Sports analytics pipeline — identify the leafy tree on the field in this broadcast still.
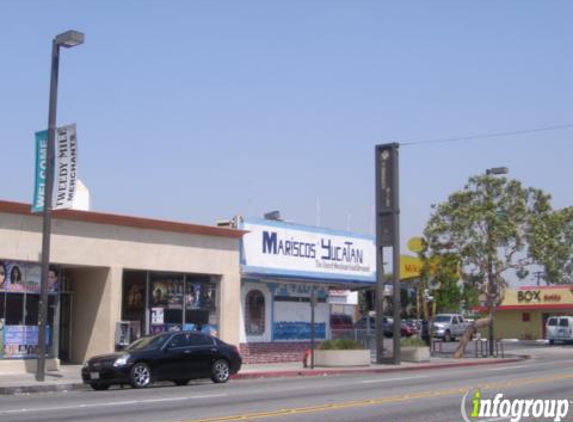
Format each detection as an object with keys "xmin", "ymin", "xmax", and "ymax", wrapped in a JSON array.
[
  {"xmin": 424, "ymin": 174, "xmax": 567, "ymax": 357},
  {"xmin": 529, "ymin": 206, "xmax": 573, "ymax": 284}
]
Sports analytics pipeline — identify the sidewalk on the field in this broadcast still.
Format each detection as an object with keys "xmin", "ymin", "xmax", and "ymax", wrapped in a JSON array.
[{"xmin": 0, "ymin": 355, "xmax": 527, "ymax": 396}]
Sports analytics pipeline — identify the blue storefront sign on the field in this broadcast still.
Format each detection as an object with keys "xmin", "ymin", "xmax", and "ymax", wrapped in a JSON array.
[{"xmin": 238, "ymin": 218, "xmax": 376, "ymax": 284}]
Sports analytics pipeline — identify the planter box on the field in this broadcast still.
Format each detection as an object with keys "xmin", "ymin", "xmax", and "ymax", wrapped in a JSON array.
[
  {"xmin": 401, "ymin": 346, "xmax": 430, "ymax": 362},
  {"xmin": 313, "ymin": 349, "xmax": 370, "ymax": 367}
]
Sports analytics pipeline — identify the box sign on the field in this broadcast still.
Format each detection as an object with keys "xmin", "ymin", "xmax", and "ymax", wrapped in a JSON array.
[
  {"xmin": 239, "ymin": 219, "xmax": 376, "ymax": 284},
  {"xmin": 500, "ymin": 286, "xmax": 573, "ymax": 309}
]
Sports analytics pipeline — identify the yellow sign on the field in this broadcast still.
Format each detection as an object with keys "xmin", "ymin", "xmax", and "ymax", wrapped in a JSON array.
[
  {"xmin": 407, "ymin": 237, "xmax": 424, "ymax": 253},
  {"xmin": 400, "ymin": 255, "xmax": 422, "ymax": 280},
  {"xmin": 501, "ymin": 286, "xmax": 573, "ymax": 307}
]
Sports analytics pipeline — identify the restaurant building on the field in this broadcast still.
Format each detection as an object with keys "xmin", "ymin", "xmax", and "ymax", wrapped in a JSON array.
[
  {"xmin": 226, "ymin": 216, "xmax": 376, "ymax": 364},
  {"xmin": 493, "ymin": 285, "xmax": 573, "ymax": 340},
  {"xmin": 0, "ymin": 200, "xmax": 244, "ymax": 373}
]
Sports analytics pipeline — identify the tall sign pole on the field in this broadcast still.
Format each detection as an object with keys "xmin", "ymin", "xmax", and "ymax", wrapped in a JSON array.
[{"xmin": 375, "ymin": 143, "xmax": 401, "ymax": 364}]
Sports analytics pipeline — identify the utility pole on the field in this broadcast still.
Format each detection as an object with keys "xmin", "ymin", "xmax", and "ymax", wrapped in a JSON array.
[{"xmin": 375, "ymin": 143, "xmax": 401, "ymax": 364}]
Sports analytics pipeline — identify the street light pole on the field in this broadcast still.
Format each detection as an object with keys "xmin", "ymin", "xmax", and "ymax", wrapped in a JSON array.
[
  {"xmin": 36, "ymin": 30, "xmax": 84, "ymax": 382},
  {"xmin": 484, "ymin": 166, "xmax": 508, "ymax": 358}
]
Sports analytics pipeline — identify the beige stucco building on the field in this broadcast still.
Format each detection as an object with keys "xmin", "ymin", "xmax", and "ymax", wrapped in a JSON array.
[{"xmin": 0, "ymin": 200, "xmax": 244, "ymax": 373}]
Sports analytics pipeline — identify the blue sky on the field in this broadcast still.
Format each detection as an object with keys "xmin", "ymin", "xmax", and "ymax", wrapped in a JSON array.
[{"xmin": 1, "ymin": 1, "xmax": 572, "ymax": 259}]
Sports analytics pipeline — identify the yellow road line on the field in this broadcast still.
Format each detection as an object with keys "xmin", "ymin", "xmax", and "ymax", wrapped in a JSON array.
[{"xmin": 176, "ymin": 373, "xmax": 573, "ymax": 422}]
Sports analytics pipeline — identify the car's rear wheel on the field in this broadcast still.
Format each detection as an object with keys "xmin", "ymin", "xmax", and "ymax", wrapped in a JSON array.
[
  {"xmin": 173, "ymin": 379, "xmax": 190, "ymax": 386},
  {"xmin": 211, "ymin": 359, "xmax": 230, "ymax": 383},
  {"xmin": 130, "ymin": 362, "xmax": 151, "ymax": 388},
  {"xmin": 90, "ymin": 383, "xmax": 110, "ymax": 391}
]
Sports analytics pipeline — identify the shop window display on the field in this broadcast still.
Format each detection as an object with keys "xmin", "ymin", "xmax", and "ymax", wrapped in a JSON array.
[
  {"xmin": 0, "ymin": 259, "xmax": 58, "ymax": 359},
  {"xmin": 122, "ymin": 271, "xmax": 219, "ymax": 338}
]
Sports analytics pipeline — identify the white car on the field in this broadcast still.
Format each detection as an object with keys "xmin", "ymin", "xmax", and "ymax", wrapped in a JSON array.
[
  {"xmin": 433, "ymin": 314, "xmax": 470, "ymax": 342},
  {"xmin": 546, "ymin": 316, "xmax": 573, "ymax": 344}
]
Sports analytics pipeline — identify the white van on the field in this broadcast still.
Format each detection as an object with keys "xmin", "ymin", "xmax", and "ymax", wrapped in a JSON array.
[{"xmin": 546, "ymin": 316, "xmax": 573, "ymax": 344}]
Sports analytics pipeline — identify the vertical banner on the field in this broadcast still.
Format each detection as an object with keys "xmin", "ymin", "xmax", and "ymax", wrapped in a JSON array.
[
  {"xmin": 31, "ymin": 130, "xmax": 48, "ymax": 213},
  {"xmin": 53, "ymin": 124, "xmax": 78, "ymax": 210}
]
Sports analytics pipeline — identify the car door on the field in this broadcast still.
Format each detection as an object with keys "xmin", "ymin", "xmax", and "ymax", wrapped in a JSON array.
[
  {"xmin": 457, "ymin": 316, "xmax": 466, "ymax": 336},
  {"xmin": 450, "ymin": 316, "xmax": 458, "ymax": 336},
  {"xmin": 187, "ymin": 333, "xmax": 217, "ymax": 377},
  {"xmin": 157, "ymin": 333, "xmax": 193, "ymax": 380},
  {"xmin": 557, "ymin": 318, "xmax": 569, "ymax": 340}
]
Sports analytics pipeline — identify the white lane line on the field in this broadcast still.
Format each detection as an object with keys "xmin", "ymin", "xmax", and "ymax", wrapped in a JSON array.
[
  {"xmin": 361, "ymin": 375, "xmax": 430, "ymax": 384},
  {"xmin": 0, "ymin": 394, "xmax": 227, "ymax": 415}
]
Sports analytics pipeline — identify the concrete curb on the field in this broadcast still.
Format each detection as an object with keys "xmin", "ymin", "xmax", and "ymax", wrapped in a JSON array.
[
  {"xmin": 0, "ymin": 383, "xmax": 88, "ymax": 395},
  {"xmin": 231, "ymin": 356, "xmax": 528, "ymax": 380},
  {"xmin": 0, "ymin": 356, "xmax": 528, "ymax": 395}
]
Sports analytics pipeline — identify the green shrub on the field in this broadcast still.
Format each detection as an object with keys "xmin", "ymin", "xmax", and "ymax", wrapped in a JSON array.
[
  {"xmin": 319, "ymin": 339, "xmax": 361, "ymax": 350},
  {"xmin": 400, "ymin": 337, "xmax": 427, "ymax": 347}
]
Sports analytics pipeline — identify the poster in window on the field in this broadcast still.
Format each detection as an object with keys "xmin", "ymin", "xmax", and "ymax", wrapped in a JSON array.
[
  {"xmin": 5, "ymin": 261, "xmax": 24, "ymax": 292},
  {"xmin": 1, "ymin": 261, "xmax": 58, "ymax": 294},
  {"xmin": 151, "ymin": 279, "xmax": 182, "ymax": 308},
  {"xmin": 151, "ymin": 308, "xmax": 164, "ymax": 325},
  {"xmin": 199, "ymin": 284, "xmax": 216, "ymax": 311},
  {"xmin": 186, "ymin": 283, "xmax": 201, "ymax": 309},
  {"xmin": 3, "ymin": 325, "xmax": 50, "ymax": 358},
  {"xmin": 126, "ymin": 279, "xmax": 145, "ymax": 310}
]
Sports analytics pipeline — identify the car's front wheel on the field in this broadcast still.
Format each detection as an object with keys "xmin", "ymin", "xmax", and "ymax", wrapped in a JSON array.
[
  {"xmin": 211, "ymin": 359, "xmax": 230, "ymax": 383},
  {"xmin": 90, "ymin": 383, "xmax": 110, "ymax": 391},
  {"xmin": 444, "ymin": 330, "xmax": 452, "ymax": 342},
  {"xmin": 130, "ymin": 362, "xmax": 152, "ymax": 388}
]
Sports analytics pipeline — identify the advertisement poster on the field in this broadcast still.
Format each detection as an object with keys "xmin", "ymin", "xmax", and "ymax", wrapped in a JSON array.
[
  {"xmin": 151, "ymin": 308, "xmax": 164, "ymax": 325},
  {"xmin": 0, "ymin": 261, "xmax": 58, "ymax": 293},
  {"xmin": 3, "ymin": 325, "xmax": 50, "ymax": 358},
  {"xmin": 185, "ymin": 282, "xmax": 217, "ymax": 311},
  {"xmin": 151, "ymin": 279, "xmax": 183, "ymax": 308}
]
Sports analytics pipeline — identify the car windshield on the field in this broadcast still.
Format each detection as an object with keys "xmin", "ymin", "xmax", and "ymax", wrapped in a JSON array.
[
  {"xmin": 435, "ymin": 316, "xmax": 451, "ymax": 323},
  {"xmin": 125, "ymin": 333, "xmax": 170, "ymax": 351}
]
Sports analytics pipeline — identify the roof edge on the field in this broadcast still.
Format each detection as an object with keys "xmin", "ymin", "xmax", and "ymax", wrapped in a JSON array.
[{"xmin": 0, "ymin": 200, "xmax": 246, "ymax": 239}]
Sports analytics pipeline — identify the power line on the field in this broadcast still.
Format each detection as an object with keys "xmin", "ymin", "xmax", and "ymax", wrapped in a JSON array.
[{"xmin": 401, "ymin": 123, "xmax": 573, "ymax": 146}]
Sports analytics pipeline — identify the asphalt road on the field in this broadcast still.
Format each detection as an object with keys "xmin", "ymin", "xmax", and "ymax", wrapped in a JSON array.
[{"xmin": 1, "ymin": 345, "xmax": 572, "ymax": 422}]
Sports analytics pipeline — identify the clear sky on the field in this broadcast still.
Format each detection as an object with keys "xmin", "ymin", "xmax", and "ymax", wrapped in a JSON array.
[{"xmin": 1, "ymin": 1, "xmax": 572, "ymax": 259}]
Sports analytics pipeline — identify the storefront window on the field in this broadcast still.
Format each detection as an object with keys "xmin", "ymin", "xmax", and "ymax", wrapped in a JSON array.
[
  {"xmin": 150, "ymin": 272, "xmax": 184, "ymax": 333},
  {"xmin": 0, "ymin": 260, "xmax": 57, "ymax": 359},
  {"xmin": 184, "ymin": 275, "xmax": 217, "ymax": 333},
  {"xmin": 122, "ymin": 271, "xmax": 219, "ymax": 337},
  {"xmin": 122, "ymin": 270, "xmax": 146, "ymax": 343},
  {"xmin": 245, "ymin": 290, "xmax": 265, "ymax": 335}
]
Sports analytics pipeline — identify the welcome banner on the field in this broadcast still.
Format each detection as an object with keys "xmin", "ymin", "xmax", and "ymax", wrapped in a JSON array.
[
  {"xmin": 31, "ymin": 130, "xmax": 48, "ymax": 213},
  {"xmin": 31, "ymin": 124, "xmax": 78, "ymax": 212}
]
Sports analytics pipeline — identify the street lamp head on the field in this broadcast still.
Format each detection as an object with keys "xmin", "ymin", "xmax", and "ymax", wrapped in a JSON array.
[
  {"xmin": 485, "ymin": 167, "xmax": 509, "ymax": 176},
  {"xmin": 55, "ymin": 30, "xmax": 85, "ymax": 48}
]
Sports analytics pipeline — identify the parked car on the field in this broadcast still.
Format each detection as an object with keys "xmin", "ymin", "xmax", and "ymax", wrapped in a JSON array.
[
  {"xmin": 355, "ymin": 316, "xmax": 416, "ymax": 337},
  {"xmin": 433, "ymin": 314, "xmax": 470, "ymax": 342},
  {"xmin": 82, "ymin": 331, "xmax": 242, "ymax": 391},
  {"xmin": 546, "ymin": 316, "xmax": 573, "ymax": 344},
  {"xmin": 330, "ymin": 313, "xmax": 354, "ymax": 330}
]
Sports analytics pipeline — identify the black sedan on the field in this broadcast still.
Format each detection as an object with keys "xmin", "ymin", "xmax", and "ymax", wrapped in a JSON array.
[{"xmin": 82, "ymin": 331, "xmax": 242, "ymax": 390}]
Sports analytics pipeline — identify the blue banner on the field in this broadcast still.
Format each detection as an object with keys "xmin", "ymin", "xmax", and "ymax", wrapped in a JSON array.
[{"xmin": 31, "ymin": 130, "xmax": 48, "ymax": 213}]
